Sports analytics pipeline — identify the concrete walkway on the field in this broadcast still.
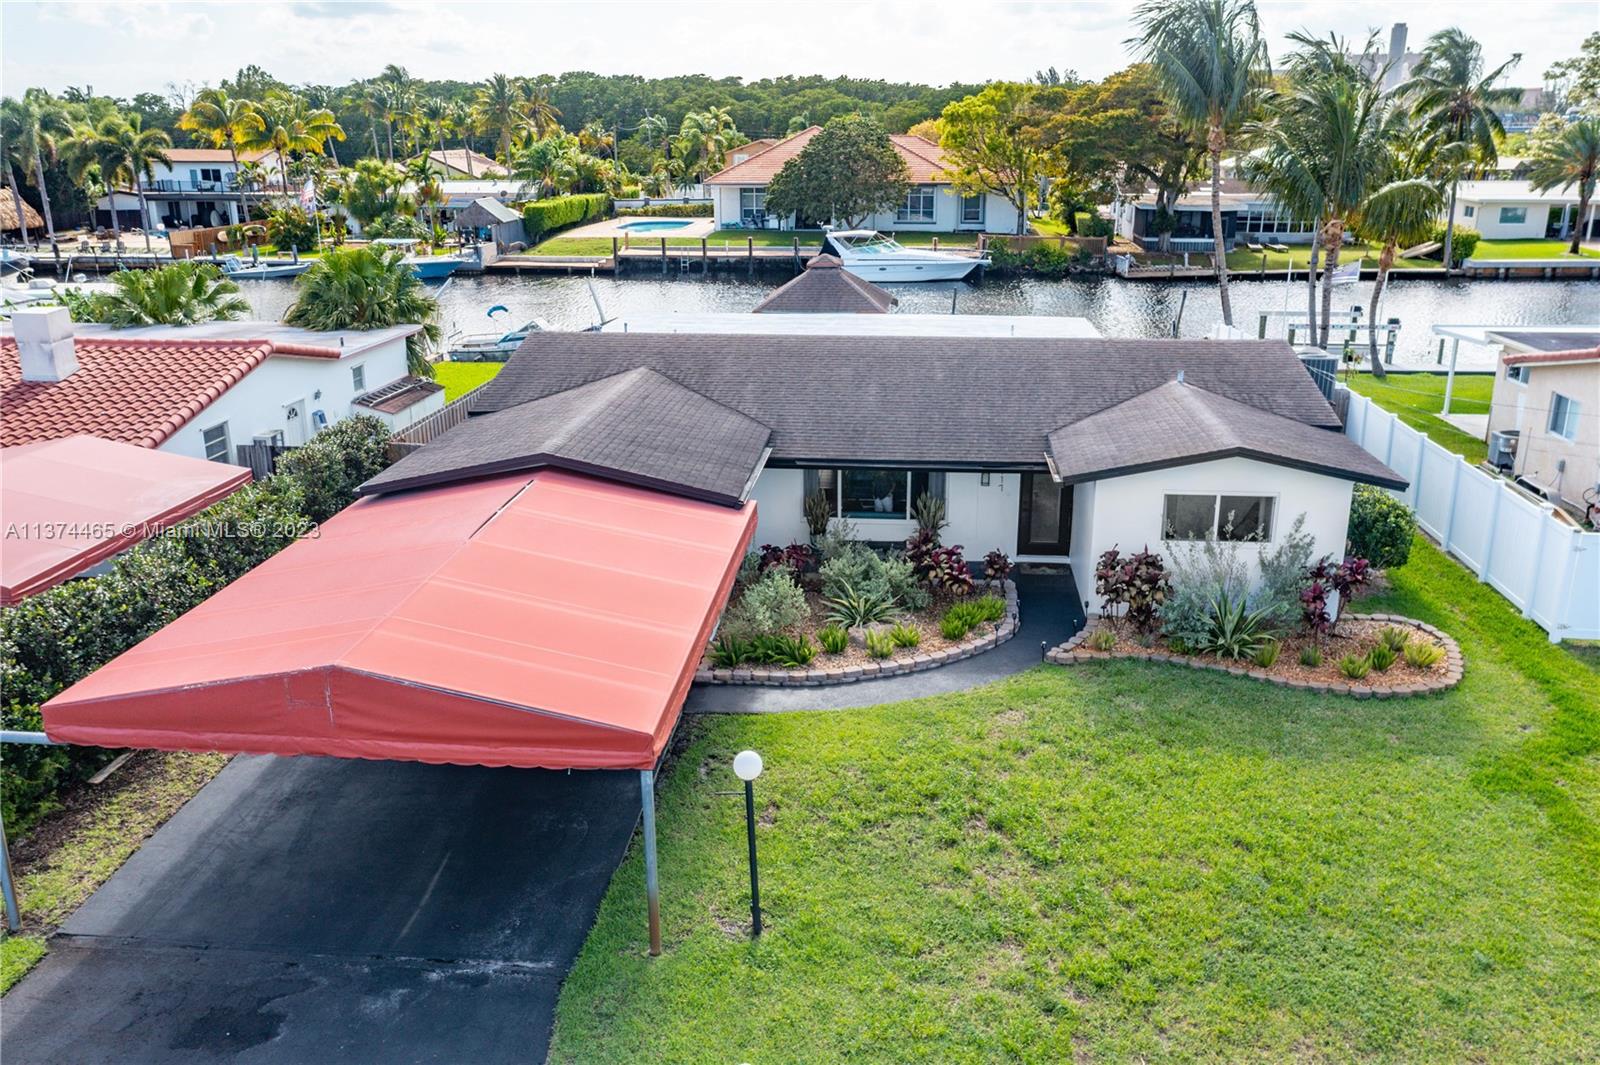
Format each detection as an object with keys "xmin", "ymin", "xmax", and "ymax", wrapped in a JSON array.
[{"xmin": 686, "ymin": 570, "xmax": 1085, "ymax": 714}]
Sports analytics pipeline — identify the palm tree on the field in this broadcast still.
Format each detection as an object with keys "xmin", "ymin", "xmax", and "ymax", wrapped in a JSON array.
[
  {"xmin": 93, "ymin": 114, "xmax": 173, "ymax": 252},
  {"xmin": 474, "ymin": 74, "xmax": 523, "ymax": 165},
  {"xmin": 1351, "ymin": 174, "xmax": 1442, "ymax": 375},
  {"xmin": 80, "ymin": 261, "xmax": 251, "ymax": 325},
  {"xmin": 179, "ymin": 87, "xmax": 263, "ymax": 226},
  {"xmin": 448, "ymin": 100, "xmax": 476, "ymax": 174},
  {"xmin": 243, "ymin": 94, "xmax": 344, "ymax": 195},
  {"xmin": 520, "ymin": 79, "xmax": 562, "ymax": 140},
  {"xmin": 403, "ymin": 155, "xmax": 444, "ymax": 232},
  {"xmin": 1132, "ymin": 0, "xmax": 1270, "ymax": 327},
  {"xmin": 1399, "ymin": 28, "xmax": 1522, "ymax": 271},
  {"xmin": 4, "ymin": 90, "xmax": 72, "ymax": 246},
  {"xmin": 1243, "ymin": 34, "xmax": 1398, "ymax": 349},
  {"xmin": 284, "ymin": 245, "xmax": 441, "ymax": 376},
  {"xmin": 0, "ymin": 98, "xmax": 36, "ymax": 245},
  {"xmin": 1525, "ymin": 117, "xmax": 1599, "ymax": 256},
  {"xmin": 419, "ymin": 96, "xmax": 451, "ymax": 160}
]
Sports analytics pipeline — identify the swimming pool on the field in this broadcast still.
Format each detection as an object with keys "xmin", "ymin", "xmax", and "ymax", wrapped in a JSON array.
[{"xmin": 618, "ymin": 219, "xmax": 694, "ymax": 232}]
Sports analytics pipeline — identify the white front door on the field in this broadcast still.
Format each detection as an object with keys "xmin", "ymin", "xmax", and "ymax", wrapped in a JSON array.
[{"xmin": 284, "ymin": 398, "xmax": 309, "ymax": 444}]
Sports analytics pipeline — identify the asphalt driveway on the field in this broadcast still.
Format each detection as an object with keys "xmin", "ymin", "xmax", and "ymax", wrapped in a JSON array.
[{"xmin": 2, "ymin": 755, "xmax": 642, "ymax": 1064}]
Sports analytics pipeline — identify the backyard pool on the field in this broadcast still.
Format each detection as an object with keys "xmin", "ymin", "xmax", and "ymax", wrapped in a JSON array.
[{"xmin": 618, "ymin": 219, "xmax": 694, "ymax": 232}]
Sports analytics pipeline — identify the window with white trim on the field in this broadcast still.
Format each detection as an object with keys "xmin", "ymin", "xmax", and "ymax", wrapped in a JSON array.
[
  {"xmin": 739, "ymin": 187, "xmax": 765, "ymax": 225},
  {"xmin": 1505, "ymin": 362, "xmax": 1529, "ymax": 383},
  {"xmin": 351, "ymin": 363, "xmax": 366, "ymax": 392},
  {"xmin": 1548, "ymin": 393, "xmax": 1581, "ymax": 439},
  {"xmin": 1163, "ymin": 493, "xmax": 1276, "ymax": 542},
  {"xmin": 201, "ymin": 422, "xmax": 231, "ymax": 463},
  {"xmin": 960, "ymin": 194, "xmax": 984, "ymax": 225},
  {"xmin": 897, "ymin": 185, "xmax": 936, "ymax": 223},
  {"xmin": 1463, "ymin": 205, "xmax": 1476, "ymax": 218}
]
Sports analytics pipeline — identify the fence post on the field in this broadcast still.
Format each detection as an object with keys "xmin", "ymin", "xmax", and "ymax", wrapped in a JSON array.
[
  {"xmin": 1544, "ymin": 527, "xmax": 1581, "ymax": 643},
  {"xmin": 1442, "ymin": 458, "xmax": 1464, "ymax": 552},
  {"xmin": 1522, "ymin": 508, "xmax": 1557, "ymax": 619},
  {"xmin": 1477, "ymin": 479, "xmax": 1504, "ymax": 582},
  {"xmin": 1410, "ymin": 433, "xmax": 1427, "ymax": 510}
]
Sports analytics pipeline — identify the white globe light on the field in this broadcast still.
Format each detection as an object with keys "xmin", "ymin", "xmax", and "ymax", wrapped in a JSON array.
[{"xmin": 732, "ymin": 749, "xmax": 764, "ymax": 781}]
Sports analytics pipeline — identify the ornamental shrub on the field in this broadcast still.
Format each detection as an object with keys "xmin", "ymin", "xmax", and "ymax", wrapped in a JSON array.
[
  {"xmin": 723, "ymin": 569, "xmax": 808, "ymax": 638},
  {"xmin": 616, "ymin": 203, "xmax": 712, "ymax": 217},
  {"xmin": 266, "ymin": 206, "xmax": 320, "ymax": 252},
  {"xmin": 521, "ymin": 193, "xmax": 611, "ymax": 243},
  {"xmin": 0, "ymin": 416, "xmax": 396, "ymax": 830},
  {"xmin": 1427, "ymin": 223, "xmax": 1480, "ymax": 266},
  {"xmin": 1347, "ymin": 485, "xmax": 1414, "ymax": 570},
  {"xmin": 818, "ymin": 624, "xmax": 849, "ymax": 654}
]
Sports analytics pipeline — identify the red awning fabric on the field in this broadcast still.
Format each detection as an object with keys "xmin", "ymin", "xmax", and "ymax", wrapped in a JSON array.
[
  {"xmin": 1, "ymin": 435, "xmax": 251, "ymax": 605},
  {"xmin": 44, "ymin": 469, "xmax": 756, "ymax": 770}
]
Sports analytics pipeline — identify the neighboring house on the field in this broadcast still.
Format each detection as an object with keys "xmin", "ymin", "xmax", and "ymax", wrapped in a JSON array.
[
  {"xmin": 750, "ymin": 254, "xmax": 897, "ymax": 314},
  {"xmin": 95, "ymin": 148, "xmax": 281, "ymax": 231},
  {"xmin": 704, "ymin": 126, "xmax": 1020, "ymax": 234},
  {"xmin": 729, "ymin": 138, "xmax": 778, "ymax": 165},
  {"xmin": 1114, "ymin": 177, "xmax": 1321, "ymax": 253},
  {"xmin": 416, "ymin": 149, "xmax": 506, "ymax": 179},
  {"xmin": 1450, "ymin": 181, "xmax": 1598, "ymax": 241},
  {"xmin": 453, "ymin": 197, "xmax": 527, "ymax": 248},
  {"xmin": 1, "ymin": 309, "xmax": 437, "ymax": 462},
  {"xmin": 1485, "ymin": 332, "xmax": 1600, "ymax": 519},
  {"xmin": 362, "ymin": 332, "xmax": 1403, "ymax": 613}
]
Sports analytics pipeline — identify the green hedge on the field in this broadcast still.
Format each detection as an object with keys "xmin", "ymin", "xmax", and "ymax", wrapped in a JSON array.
[
  {"xmin": 1428, "ymin": 223, "xmax": 1480, "ymax": 266},
  {"xmin": 616, "ymin": 203, "xmax": 713, "ymax": 218},
  {"xmin": 0, "ymin": 417, "xmax": 394, "ymax": 832},
  {"xmin": 521, "ymin": 193, "xmax": 612, "ymax": 244}
]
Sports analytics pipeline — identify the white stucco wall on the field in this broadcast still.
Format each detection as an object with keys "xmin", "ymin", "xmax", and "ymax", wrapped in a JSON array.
[
  {"xmin": 1455, "ymin": 199, "xmax": 1554, "ymax": 239},
  {"xmin": 154, "ymin": 338, "xmax": 412, "ymax": 462},
  {"xmin": 711, "ymin": 185, "xmax": 1018, "ymax": 234},
  {"xmin": 1078, "ymin": 457, "xmax": 1355, "ymax": 616}
]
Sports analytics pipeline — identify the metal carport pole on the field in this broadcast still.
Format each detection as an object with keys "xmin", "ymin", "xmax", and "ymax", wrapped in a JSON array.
[
  {"xmin": 0, "ymin": 730, "xmax": 60, "ymax": 931},
  {"xmin": 639, "ymin": 769, "xmax": 661, "ymax": 956}
]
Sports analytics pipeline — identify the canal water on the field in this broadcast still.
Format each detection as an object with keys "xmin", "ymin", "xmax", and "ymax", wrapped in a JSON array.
[{"xmin": 236, "ymin": 272, "xmax": 1598, "ymax": 370}]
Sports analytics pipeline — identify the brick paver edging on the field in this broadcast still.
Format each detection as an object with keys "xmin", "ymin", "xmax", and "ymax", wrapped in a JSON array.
[
  {"xmin": 1045, "ymin": 613, "xmax": 1463, "ymax": 698},
  {"xmin": 693, "ymin": 580, "xmax": 1019, "ymax": 687}
]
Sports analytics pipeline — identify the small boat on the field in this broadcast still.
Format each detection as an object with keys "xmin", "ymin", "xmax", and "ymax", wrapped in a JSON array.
[
  {"xmin": 0, "ymin": 248, "xmax": 32, "ymax": 278},
  {"xmin": 371, "ymin": 238, "xmax": 465, "ymax": 281},
  {"xmin": 218, "ymin": 254, "xmax": 311, "ymax": 280},
  {"xmin": 822, "ymin": 229, "xmax": 987, "ymax": 282},
  {"xmin": 446, "ymin": 305, "xmax": 551, "ymax": 361}
]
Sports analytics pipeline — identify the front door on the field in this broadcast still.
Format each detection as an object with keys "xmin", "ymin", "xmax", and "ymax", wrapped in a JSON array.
[{"xmin": 1017, "ymin": 473, "xmax": 1072, "ymax": 555}]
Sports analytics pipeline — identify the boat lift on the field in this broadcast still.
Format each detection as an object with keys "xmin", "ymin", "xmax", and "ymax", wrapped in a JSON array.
[{"xmin": 1256, "ymin": 307, "xmax": 1401, "ymax": 362}]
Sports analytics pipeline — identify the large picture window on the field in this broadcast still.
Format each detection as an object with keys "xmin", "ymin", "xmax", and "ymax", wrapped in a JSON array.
[
  {"xmin": 1163, "ymin": 493, "xmax": 1276, "ymax": 542},
  {"xmin": 897, "ymin": 185, "xmax": 936, "ymax": 223},
  {"xmin": 804, "ymin": 469, "xmax": 944, "ymax": 521},
  {"xmin": 739, "ymin": 187, "xmax": 766, "ymax": 225},
  {"xmin": 1498, "ymin": 206, "xmax": 1528, "ymax": 225}
]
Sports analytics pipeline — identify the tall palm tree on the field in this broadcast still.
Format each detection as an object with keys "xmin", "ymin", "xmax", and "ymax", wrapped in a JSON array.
[
  {"xmin": 1525, "ymin": 117, "xmax": 1599, "ymax": 256},
  {"xmin": 1132, "ymin": 0, "xmax": 1270, "ymax": 327},
  {"xmin": 403, "ymin": 155, "xmax": 443, "ymax": 232},
  {"xmin": 0, "ymin": 98, "xmax": 36, "ymax": 245},
  {"xmin": 1243, "ymin": 34, "xmax": 1398, "ymax": 349},
  {"xmin": 81, "ymin": 261, "xmax": 251, "ymax": 325},
  {"xmin": 179, "ymin": 87, "xmax": 264, "ymax": 226},
  {"xmin": 520, "ymin": 79, "xmax": 562, "ymax": 140},
  {"xmin": 474, "ymin": 74, "xmax": 523, "ymax": 165},
  {"xmin": 243, "ymin": 94, "xmax": 344, "ymax": 195},
  {"xmin": 1351, "ymin": 174, "xmax": 1442, "ymax": 375},
  {"xmin": 4, "ymin": 90, "xmax": 72, "ymax": 246},
  {"xmin": 1399, "ymin": 28, "xmax": 1522, "ymax": 271},
  {"xmin": 93, "ymin": 114, "xmax": 173, "ymax": 252},
  {"xmin": 419, "ymin": 96, "xmax": 451, "ymax": 161},
  {"xmin": 448, "ymin": 100, "xmax": 476, "ymax": 175},
  {"xmin": 284, "ymin": 245, "xmax": 440, "ymax": 376}
]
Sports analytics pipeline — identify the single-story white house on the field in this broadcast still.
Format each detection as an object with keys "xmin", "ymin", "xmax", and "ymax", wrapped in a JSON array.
[
  {"xmin": 1114, "ymin": 178, "xmax": 1323, "ymax": 253},
  {"xmin": 1450, "ymin": 181, "xmax": 1598, "ymax": 241},
  {"xmin": 1, "ymin": 311, "xmax": 439, "ymax": 462},
  {"xmin": 704, "ymin": 126, "xmax": 1021, "ymax": 235},
  {"xmin": 359, "ymin": 331, "xmax": 1404, "ymax": 615}
]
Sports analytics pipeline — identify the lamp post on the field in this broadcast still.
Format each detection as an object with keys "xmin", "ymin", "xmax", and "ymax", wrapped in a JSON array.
[{"xmin": 732, "ymin": 749, "xmax": 763, "ymax": 937}]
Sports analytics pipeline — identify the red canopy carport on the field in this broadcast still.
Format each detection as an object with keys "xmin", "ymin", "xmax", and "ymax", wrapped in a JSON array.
[
  {"xmin": 1, "ymin": 435, "xmax": 251, "ymax": 605},
  {"xmin": 38, "ymin": 468, "xmax": 756, "ymax": 953}
]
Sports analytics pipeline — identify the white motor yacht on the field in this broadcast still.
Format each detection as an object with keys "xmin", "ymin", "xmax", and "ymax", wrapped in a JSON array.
[{"xmin": 822, "ymin": 229, "xmax": 987, "ymax": 282}]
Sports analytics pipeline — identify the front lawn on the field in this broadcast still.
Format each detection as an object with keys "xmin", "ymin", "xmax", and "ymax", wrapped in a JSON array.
[
  {"xmin": 549, "ymin": 537, "xmax": 1599, "ymax": 1063},
  {"xmin": 1346, "ymin": 371, "xmax": 1494, "ymax": 464},
  {"xmin": 431, "ymin": 360, "xmax": 503, "ymax": 402}
]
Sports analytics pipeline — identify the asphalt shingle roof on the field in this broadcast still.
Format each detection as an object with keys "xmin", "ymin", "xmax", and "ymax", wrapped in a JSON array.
[
  {"xmin": 361, "ymin": 367, "xmax": 772, "ymax": 504},
  {"xmin": 470, "ymin": 333, "xmax": 1348, "ymax": 469},
  {"xmin": 1046, "ymin": 380, "xmax": 1407, "ymax": 489},
  {"xmin": 751, "ymin": 255, "xmax": 896, "ymax": 314}
]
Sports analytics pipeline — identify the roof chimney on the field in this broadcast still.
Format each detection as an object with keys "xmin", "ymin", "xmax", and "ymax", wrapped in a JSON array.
[{"xmin": 12, "ymin": 306, "xmax": 78, "ymax": 383}]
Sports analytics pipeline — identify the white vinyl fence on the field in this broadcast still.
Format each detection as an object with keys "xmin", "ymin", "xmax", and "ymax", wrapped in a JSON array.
[{"xmin": 1342, "ymin": 390, "xmax": 1599, "ymax": 643}]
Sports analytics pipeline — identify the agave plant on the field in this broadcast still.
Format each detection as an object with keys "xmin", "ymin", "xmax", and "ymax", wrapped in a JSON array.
[
  {"xmin": 1194, "ymin": 589, "xmax": 1273, "ymax": 660},
  {"xmin": 825, "ymin": 585, "xmax": 898, "ymax": 628}
]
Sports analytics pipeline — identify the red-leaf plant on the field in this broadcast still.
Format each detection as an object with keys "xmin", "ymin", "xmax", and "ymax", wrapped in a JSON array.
[
  {"xmin": 983, "ymin": 548, "xmax": 1013, "ymax": 590},
  {"xmin": 927, "ymin": 544, "xmax": 974, "ymax": 596},
  {"xmin": 1301, "ymin": 555, "xmax": 1370, "ymax": 639},
  {"xmin": 759, "ymin": 542, "xmax": 815, "ymax": 576}
]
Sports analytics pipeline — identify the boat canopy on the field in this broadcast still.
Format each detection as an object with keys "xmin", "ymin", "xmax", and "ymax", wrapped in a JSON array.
[{"xmin": 43, "ymin": 469, "xmax": 756, "ymax": 771}]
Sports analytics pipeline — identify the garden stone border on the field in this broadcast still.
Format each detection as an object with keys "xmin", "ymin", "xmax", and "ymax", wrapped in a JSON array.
[
  {"xmin": 693, "ymin": 580, "xmax": 1019, "ymax": 687},
  {"xmin": 1045, "ymin": 613, "xmax": 1464, "ymax": 698}
]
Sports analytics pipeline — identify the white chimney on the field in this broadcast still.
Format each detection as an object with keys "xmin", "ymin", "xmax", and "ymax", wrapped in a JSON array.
[
  {"xmin": 12, "ymin": 306, "xmax": 78, "ymax": 382},
  {"xmin": 1384, "ymin": 24, "xmax": 1409, "ymax": 90}
]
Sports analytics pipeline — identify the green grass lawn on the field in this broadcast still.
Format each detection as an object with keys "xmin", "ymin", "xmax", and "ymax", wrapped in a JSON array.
[
  {"xmin": 530, "ymin": 229, "xmax": 980, "ymax": 257},
  {"xmin": 1346, "ymin": 371, "xmax": 1495, "ymax": 465},
  {"xmin": 1470, "ymin": 238, "xmax": 1600, "ymax": 260},
  {"xmin": 431, "ymin": 360, "xmax": 504, "ymax": 402},
  {"xmin": 548, "ymin": 537, "xmax": 1600, "ymax": 1063},
  {"xmin": 1222, "ymin": 242, "xmax": 1438, "ymax": 273}
]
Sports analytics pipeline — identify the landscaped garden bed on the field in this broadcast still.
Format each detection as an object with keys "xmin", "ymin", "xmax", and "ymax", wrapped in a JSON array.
[{"xmin": 695, "ymin": 498, "xmax": 1019, "ymax": 686}]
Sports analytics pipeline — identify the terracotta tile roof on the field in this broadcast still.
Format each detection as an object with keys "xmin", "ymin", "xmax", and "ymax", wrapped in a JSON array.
[
  {"xmin": 1502, "ymin": 346, "xmax": 1600, "ymax": 367},
  {"xmin": 162, "ymin": 148, "xmax": 270, "ymax": 164},
  {"xmin": 425, "ymin": 149, "xmax": 506, "ymax": 176},
  {"xmin": 707, "ymin": 127, "xmax": 951, "ymax": 185},
  {"xmin": 3, "ymin": 337, "xmax": 280, "ymax": 449}
]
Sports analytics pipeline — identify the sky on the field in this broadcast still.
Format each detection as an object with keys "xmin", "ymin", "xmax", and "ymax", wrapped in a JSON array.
[{"xmin": 0, "ymin": 0, "xmax": 1586, "ymax": 101}]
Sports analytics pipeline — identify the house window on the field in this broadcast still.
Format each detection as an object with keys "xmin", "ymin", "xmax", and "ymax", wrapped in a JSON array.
[
  {"xmin": 1548, "ymin": 393, "xmax": 1581, "ymax": 440},
  {"xmin": 805, "ymin": 469, "xmax": 944, "ymax": 521},
  {"xmin": 960, "ymin": 194, "xmax": 984, "ymax": 225},
  {"xmin": 1463, "ymin": 205, "xmax": 1476, "ymax": 218},
  {"xmin": 1163, "ymin": 493, "xmax": 1276, "ymax": 542},
  {"xmin": 351, "ymin": 363, "xmax": 366, "ymax": 392},
  {"xmin": 1499, "ymin": 206, "xmax": 1528, "ymax": 225},
  {"xmin": 739, "ymin": 187, "xmax": 765, "ymax": 225},
  {"xmin": 201, "ymin": 422, "xmax": 231, "ymax": 463},
  {"xmin": 897, "ymin": 185, "xmax": 936, "ymax": 223},
  {"xmin": 1505, "ymin": 363, "xmax": 1529, "ymax": 384}
]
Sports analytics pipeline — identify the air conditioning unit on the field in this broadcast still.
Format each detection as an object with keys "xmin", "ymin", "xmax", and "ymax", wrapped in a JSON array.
[{"xmin": 1487, "ymin": 429, "xmax": 1519, "ymax": 471}]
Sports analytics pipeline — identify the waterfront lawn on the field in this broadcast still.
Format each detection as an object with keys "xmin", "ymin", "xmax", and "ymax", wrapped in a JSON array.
[
  {"xmin": 1346, "ymin": 371, "xmax": 1495, "ymax": 464},
  {"xmin": 432, "ymin": 360, "xmax": 503, "ymax": 401},
  {"xmin": 548, "ymin": 537, "xmax": 1599, "ymax": 1063},
  {"xmin": 530, "ymin": 229, "xmax": 979, "ymax": 257},
  {"xmin": 1222, "ymin": 242, "xmax": 1436, "ymax": 273},
  {"xmin": 1470, "ymin": 238, "xmax": 1600, "ymax": 260}
]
